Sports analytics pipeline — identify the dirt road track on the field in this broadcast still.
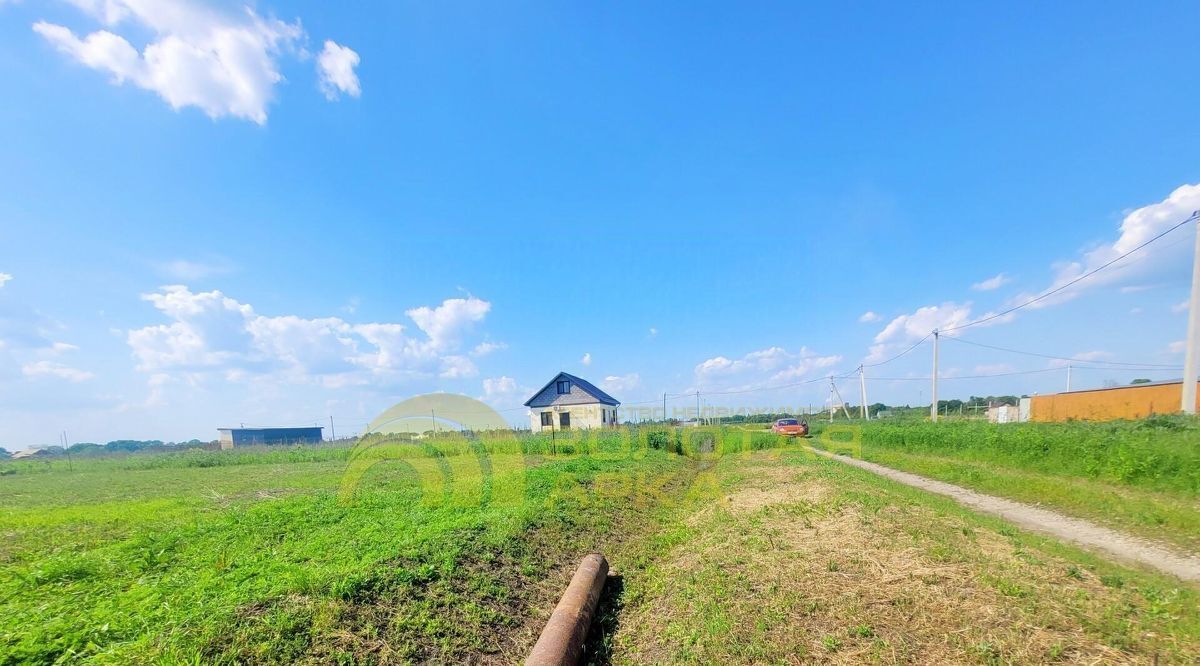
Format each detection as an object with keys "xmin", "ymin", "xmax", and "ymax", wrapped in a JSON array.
[{"xmin": 806, "ymin": 447, "xmax": 1200, "ymax": 583}]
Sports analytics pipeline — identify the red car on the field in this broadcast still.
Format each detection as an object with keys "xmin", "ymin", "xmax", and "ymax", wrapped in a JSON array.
[{"xmin": 771, "ymin": 418, "xmax": 809, "ymax": 437}]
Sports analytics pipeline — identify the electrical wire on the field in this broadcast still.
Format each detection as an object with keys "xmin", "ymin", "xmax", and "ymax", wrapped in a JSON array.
[
  {"xmin": 862, "ymin": 333, "xmax": 931, "ymax": 368},
  {"xmin": 940, "ymin": 211, "xmax": 1200, "ymax": 332},
  {"xmin": 943, "ymin": 336, "xmax": 1182, "ymax": 369}
]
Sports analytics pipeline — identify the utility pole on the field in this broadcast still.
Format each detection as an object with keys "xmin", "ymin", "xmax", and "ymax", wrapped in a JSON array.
[
  {"xmin": 930, "ymin": 329, "xmax": 940, "ymax": 422},
  {"xmin": 830, "ymin": 376, "xmax": 852, "ymax": 420},
  {"xmin": 858, "ymin": 365, "xmax": 869, "ymax": 420},
  {"xmin": 1184, "ymin": 211, "xmax": 1200, "ymax": 414},
  {"xmin": 329, "ymin": 415, "xmax": 336, "ymax": 442},
  {"xmin": 62, "ymin": 430, "xmax": 73, "ymax": 472},
  {"xmin": 662, "ymin": 393, "xmax": 667, "ymax": 423},
  {"xmin": 1066, "ymin": 365, "xmax": 1073, "ymax": 393},
  {"xmin": 695, "ymin": 391, "xmax": 701, "ymax": 424}
]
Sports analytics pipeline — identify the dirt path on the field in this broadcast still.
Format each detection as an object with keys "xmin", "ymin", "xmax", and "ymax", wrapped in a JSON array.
[{"xmin": 806, "ymin": 447, "xmax": 1200, "ymax": 583}]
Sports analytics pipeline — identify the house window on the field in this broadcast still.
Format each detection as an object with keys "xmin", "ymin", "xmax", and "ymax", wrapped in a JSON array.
[
  {"xmin": 559, "ymin": 411, "xmax": 571, "ymax": 429},
  {"xmin": 602, "ymin": 409, "xmax": 606, "ymax": 424},
  {"xmin": 556, "ymin": 379, "xmax": 571, "ymax": 394},
  {"xmin": 540, "ymin": 412, "xmax": 553, "ymax": 427}
]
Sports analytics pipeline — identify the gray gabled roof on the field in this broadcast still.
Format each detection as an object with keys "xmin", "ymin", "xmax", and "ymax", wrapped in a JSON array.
[{"xmin": 523, "ymin": 372, "xmax": 620, "ymax": 407}]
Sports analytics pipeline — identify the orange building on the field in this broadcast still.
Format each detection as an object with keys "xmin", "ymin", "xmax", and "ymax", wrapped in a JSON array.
[{"xmin": 1029, "ymin": 380, "xmax": 1200, "ymax": 422}]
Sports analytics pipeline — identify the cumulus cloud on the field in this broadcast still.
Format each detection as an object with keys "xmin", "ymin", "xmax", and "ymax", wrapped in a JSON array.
[
  {"xmin": 694, "ymin": 346, "xmax": 841, "ymax": 391},
  {"xmin": 858, "ymin": 311, "xmax": 881, "ymax": 323},
  {"xmin": 874, "ymin": 302, "xmax": 973, "ymax": 344},
  {"xmin": 126, "ymin": 286, "xmax": 491, "ymax": 388},
  {"xmin": 1011, "ymin": 183, "xmax": 1200, "ymax": 310},
  {"xmin": 971, "ymin": 273, "xmax": 1011, "ymax": 291},
  {"xmin": 0, "ymin": 273, "xmax": 11, "ymax": 288},
  {"xmin": 1172, "ymin": 301, "xmax": 1189, "ymax": 314},
  {"xmin": 600, "ymin": 373, "xmax": 640, "ymax": 393},
  {"xmin": 580, "ymin": 352, "xmax": 591, "ymax": 366},
  {"xmin": 406, "ymin": 297, "xmax": 490, "ymax": 351},
  {"xmin": 33, "ymin": 0, "xmax": 359, "ymax": 123},
  {"xmin": 1167, "ymin": 340, "xmax": 1186, "ymax": 354},
  {"xmin": 317, "ymin": 40, "xmax": 360, "ymax": 100},
  {"xmin": 867, "ymin": 301, "xmax": 1017, "ymax": 366}
]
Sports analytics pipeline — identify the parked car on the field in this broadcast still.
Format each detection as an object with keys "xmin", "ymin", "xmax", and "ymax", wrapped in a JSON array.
[{"xmin": 771, "ymin": 418, "xmax": 809, "ymax": 437}]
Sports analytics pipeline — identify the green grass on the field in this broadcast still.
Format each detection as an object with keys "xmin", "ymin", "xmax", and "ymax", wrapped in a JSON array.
[
  {"xmin": 809, "ymin": 417, "xmax": 1200, "ymax": 551},
  {"xmin": 608, "ymin": 449, "xmax": 1200, "ymax": 663},
  {"xmin": 0, "ymin": 431, "xmax": 700, "ymax": 664},
  {"xmin": 5, "ymin": 424, "xmax": 1197, "ymax": 664},
  {"xmin": 837, "ymin": 417, "xmax": 1200, "ymax": 494}
]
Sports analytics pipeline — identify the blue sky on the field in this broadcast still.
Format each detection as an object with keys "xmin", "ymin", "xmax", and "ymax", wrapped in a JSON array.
[{"xmin": 2, "ymin": 0, "xmax": 1199, "ymax": 445}]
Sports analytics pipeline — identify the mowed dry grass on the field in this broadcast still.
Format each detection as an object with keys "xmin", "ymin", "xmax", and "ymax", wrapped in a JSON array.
[{"xmin": 611, "ymin": 451, "xmax": 1199, "ymax": 664}]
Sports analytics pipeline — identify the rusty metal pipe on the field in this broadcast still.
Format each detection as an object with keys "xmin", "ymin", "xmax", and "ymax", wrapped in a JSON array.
[{"xmin": 525, "ymin": 553, "xmax": 609, "ymax": 666}]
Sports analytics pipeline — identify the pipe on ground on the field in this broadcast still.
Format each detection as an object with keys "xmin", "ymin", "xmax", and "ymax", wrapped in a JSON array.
[{"xmin": 525, "ymin": 553, "xmax": 609, "ymax": 666}]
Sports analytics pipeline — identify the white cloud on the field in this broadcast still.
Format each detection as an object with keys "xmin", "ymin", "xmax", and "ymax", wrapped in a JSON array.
[
  {"xmin": 874, "ymin": 301, "xmax": 973, "ymax": 344},
  {"xmin": 470, "ymin": 341, "xmax": 506, "ymax": 357},
  {"xmin": 858, "ymin": 311, "xmax": 881, "ymax": 323},
  {"xmin": 437, "ymin": 355, "xmax": 477, "ymax": 379},
  {"xmin": 1119, "ymin": 284, "xmax": 1158, "ymax": 294},
  {"xmin": 33, "ymin": 0, "xmax": 358, "ymax": 124},
  {"xmin": 971, "ymin": 273, "xmax": 1011, "ymax": 291},
  {"xmin": 1172, "ymin": 301, "xmax": 1189, "ymax": 314},
  {"xmin": 405, "ymin": 296, "xmax": 490, "ymax": 351},
  {"xmin": 316, "ymin": 40, "xmax": 360, "ymax": 100},
  {"xmin": 21, "ymin": 360, "xmax": 94, "ymax": 382},
  {"xmin": 600, "ymin": 373, "xmax": 640, "ymax": 393},
  {"xmin": 694, "ymin": 346, "xmax": 841, "ymax": 390},
  {"xmin": 1013, "ymin": 183, "xmax": 1200, "ymax": 310},
  {"xmin": 126, "ymin": 286, "xmax": 491, "ymax": 389},
  {"xmin": 0, "ymin": 273, "xmax": 11, "ymax": 288},
  {"xmin": 648, "ymin": 327, "xmax": 658, "ymax": 338},
  {"xmin": 868, "ymin": 301, "xmax": 1015, "ymax": 365},
  {"xmin": 972, "ymin": 363, "xmax": 1014, "ymax": 375},
  {"xmin": 481, "ymin": 375, "xmax": 518, "ymax": 399},
  {"xmin": 1167, "ymin": 340, "xmax": 1186, "ymax": 354},
  {"xmin": 580, "ymin": 352, "xmax": 591, "ymax": 366}
]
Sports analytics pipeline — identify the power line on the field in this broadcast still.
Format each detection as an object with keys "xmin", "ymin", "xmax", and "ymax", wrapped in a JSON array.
[
  {"xmin": 866, "ymin": 367, "xmax": 1063, "ymax": 381},
  {"xmin": 943, "ymin": 336, "xmax": 1182, "ymax": 369},
  {"xmin": 941, "ymin": 211, "xmax": 1200, "ymax": 332},
  {"xmin": 863, "ymin": 333, "xmax": 931, "ymax": 368}
]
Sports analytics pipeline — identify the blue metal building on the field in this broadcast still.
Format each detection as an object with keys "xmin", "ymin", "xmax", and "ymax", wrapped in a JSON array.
[{"xmin": 217, "ymin": 426, "xmax": 324, "ymax": 448}]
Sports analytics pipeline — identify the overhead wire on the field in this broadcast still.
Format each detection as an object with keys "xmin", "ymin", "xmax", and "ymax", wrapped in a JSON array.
[
  {"xmin": 940, "ymin": 211, "xmax": 1200, "ymax": 333},
  {"xmin": 943, "ymin": 336, "xmax": 1182, "ymax": 369}
]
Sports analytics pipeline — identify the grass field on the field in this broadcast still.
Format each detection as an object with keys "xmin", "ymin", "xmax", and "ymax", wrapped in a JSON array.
[
  {"xmin": 607, "ymin": 450, "xmax": 1200, "ymax": 663},
  {"xmin": 0, "ymin": 433, "xmax": 702, "ymax": 664},
  {"xmin": 2, "ymin": 426, "xmax": 1197, "ymax": 664},
  {"xmin": 809, "ymin": 418, "xmax": 1200, "ymax": 551}
]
